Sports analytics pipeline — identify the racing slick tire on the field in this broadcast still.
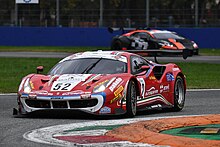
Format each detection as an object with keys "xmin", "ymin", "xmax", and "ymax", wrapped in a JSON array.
[
  {"xmin": 172, "ymin": 76, "xmax": 185, "ymax": 111},
  {"xmin": 194, "ymin": 49, "xmax": 199, "ymax": 55},
  {"xmin": 125, "ymin": 81, "xmax": 137, "ymax": 118},
  {"xmin": 111, "ymin": 36, "xmax": 131, "ymax": 50},
  {"xmin": 111, "ymin": 39, "xmax": 123, "ymax": 50}
]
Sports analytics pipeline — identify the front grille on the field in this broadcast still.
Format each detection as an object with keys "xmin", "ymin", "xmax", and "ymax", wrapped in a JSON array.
[
  {"xmin": 69, "ymin": 99, "xmax": 98, "ymax": 108},
  {"xmin": 52, "ymin": 101, "xmax": 68, "ymax": 108},
  {"xmin": 25, "ymin": 98, "xmax": 98, "ymax": 109},
  {"xmin": 25, "ymin": 99, "xmax": 50, "ymax": 108}
]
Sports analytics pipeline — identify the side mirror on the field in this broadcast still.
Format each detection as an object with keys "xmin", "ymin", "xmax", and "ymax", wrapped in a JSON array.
[
  {"xmin": 37, "ymin": 66, "xmax": 44, "ymax": 74},
  {"xmin": 135, "ymin": 65, "xmax": 150, "ymax": 77},
  {"xmin": 140, "ymin": 65, "xmax": 150, "ymax": 70}
]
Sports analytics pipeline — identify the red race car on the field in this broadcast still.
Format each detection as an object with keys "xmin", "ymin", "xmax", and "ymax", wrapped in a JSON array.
[
  {"xmin": 14, "ymin": 51, "xmax": 186, "ymax": 117},
  {"xmin": 110, "ymin": 28, "xmax": 199, "ymax": 55}
]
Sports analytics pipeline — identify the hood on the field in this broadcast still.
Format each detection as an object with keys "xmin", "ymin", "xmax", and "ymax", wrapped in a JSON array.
[{"xmin": 160, "ymin": 38, "xmax": 195, "ymax": 49}]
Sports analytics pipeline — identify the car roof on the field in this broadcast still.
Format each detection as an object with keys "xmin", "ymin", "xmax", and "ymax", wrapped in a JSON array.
[
  {"xmin": 123, "ymin": 29, "xmax": 173, "ymax": 36},
  {"xmin": 59, "ymin": 50, "xmax": 132, "ymax": 63},
  {"xmin": 147, "ymin": 30, "xmax": 173, "ymax": 34}
]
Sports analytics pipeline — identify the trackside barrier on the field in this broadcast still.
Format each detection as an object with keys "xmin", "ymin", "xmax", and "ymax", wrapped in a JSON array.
[{"xmin": 0, "ymin": 27, "xmax": 219, "ymax": 48}]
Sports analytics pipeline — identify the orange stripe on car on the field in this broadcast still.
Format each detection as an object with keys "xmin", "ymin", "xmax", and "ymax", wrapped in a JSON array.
[{"xmin": 168, "ymin": 38, "xmax": 185, "ymax": 49}]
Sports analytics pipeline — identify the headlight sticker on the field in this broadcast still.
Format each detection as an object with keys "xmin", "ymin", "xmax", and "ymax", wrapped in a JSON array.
[{"xmin": 93, "ymin": 80, "xmax": 109, "ymax": 93}]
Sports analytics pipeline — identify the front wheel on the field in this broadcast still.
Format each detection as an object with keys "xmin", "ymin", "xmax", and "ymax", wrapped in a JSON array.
[
  {"xmin": 125, "ymin": 81, "xmax": 137, "ymax": 118},
  {"xmin": 172, "ymin": 76, "xmax": 185, "ymax": 111},
  {"xmin": 111, "ymin": 39, "xmax": 123, "ymax": 50}
]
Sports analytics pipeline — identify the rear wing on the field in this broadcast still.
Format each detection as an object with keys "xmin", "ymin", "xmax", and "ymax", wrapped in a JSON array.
[
  {"xmin": 125, "ymin": 49, "xmax": 193, "ymax": 63},
  {"xmin": 108, "ymin": 27, "xmax": 150, "ymax": 34},
  {"xmin": 108, "ymin": 27, "xmax": 135, "ymax": 34}
]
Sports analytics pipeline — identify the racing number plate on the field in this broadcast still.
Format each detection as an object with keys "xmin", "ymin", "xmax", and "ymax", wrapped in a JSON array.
[{"xmin": 51, "ymin": 82, "xmax": 78, "ymax": 91}]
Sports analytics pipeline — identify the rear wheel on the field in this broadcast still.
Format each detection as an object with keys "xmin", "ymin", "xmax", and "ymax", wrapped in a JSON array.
[
  {"xmin": 125, "ymin": 81, "xmax": 137, "ymax": 117},
  {"xmin": 172, "ymin": 76, "xmax": 185, "ymax": 111}
]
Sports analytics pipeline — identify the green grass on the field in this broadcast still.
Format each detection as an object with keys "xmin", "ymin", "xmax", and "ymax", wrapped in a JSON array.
[
  {"xmin": 176, "ymin": 62, "xmax": 220, "ymax": 89},
  {"xmin": 0, "ymin": 57, "xmax": 61, "ymax": 93},
  {"xmin": 199, "ymin": 48, "xmax": 220, "ymax": 56},
  {"xmin": 0, "ymin": 46, "xmax": 220, "ymax": 56},
  {"xmin": 0, "ymin": 57, "xmax": 219, "ymax": 93}
]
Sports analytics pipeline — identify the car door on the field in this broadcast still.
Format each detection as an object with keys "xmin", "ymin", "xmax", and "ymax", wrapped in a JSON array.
[{"xmin": 130, "ymin": 55, "xmax": 165, "ymax": 107}]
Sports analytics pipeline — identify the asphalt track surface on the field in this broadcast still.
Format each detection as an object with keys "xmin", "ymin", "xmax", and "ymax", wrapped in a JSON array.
[
  {"xmin": 0, "ymin": 51, "xmax": 220, "ymax": 63},
  {"xmin": 0, "ymin": 90, "xmax": 219, "ymax": 147}
]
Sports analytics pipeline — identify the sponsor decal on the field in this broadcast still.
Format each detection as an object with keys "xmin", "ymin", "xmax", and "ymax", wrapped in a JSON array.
[
  {"xmin": 48, "ymin": 93, "xmax": 54, "ymax": 96},
  {"xmin": 166, "ymin": 73, "xmax": 175, "ymax": 82},
  {"xmin": 137, "ymin": 78, "xmax": 145, "ymax": 98},
  {"xmin": 110, "ymin": 94, "xmax": 122, "ymax": 104},
  {"xmin": 99, "ymin": 106, "xmax": 111, "ymax": 114},
  {"xmin": 150, "ymin": 104, "xmax": 162, "ymax": 109},
  {"xmin": 16, "ymin": 0, "xmax": 39, "ymax": 4},
  {"xmin": 51, "ymin": 75, "xmax": 92, "ymax": 92},
  {"xmin": 62, "ymin": 90, "xmax": 85, "ymax": 96},
  {"xmin": 145, "ymin": 87, "xmax": 158, "ymax": 96},
  {"xmin": 50, "ymin": 97, "xmax": 64, "ymax": 100},
  {"xmin": 160, "ymin": 84, "xmax": 170, "ymax": 93},
  {"xmin": 57, "ymin": 74, "xmax": 90, "ymax": 82},
  {"xmin": 32, "ymin": 90, "xmax": 48, "ymax": 95},
  {"xmin": 114, "ymin": 86, "xmax": 124, "ymax": 96},
  {"xmin": 28, "ymin": 94, "xmax": 37, "ymax": 99},
  {"xmin": 109, "ymin": 78, "xmax": 122, "ymax": 92},
  {"xmin": 149, "ymin": 76, "xmax": 156, "ymax": 80},
  {"xmin": 80, "ymin": 92, "xmax": 91, "ymax": 99}
]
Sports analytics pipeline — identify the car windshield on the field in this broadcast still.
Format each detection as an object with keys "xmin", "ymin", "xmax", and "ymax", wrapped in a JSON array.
[
  {"xmin": 153, "ymin": 33, "xmax": 184, "ymax": 39},
  {"xmin": 49, "ymin": 58, "xmax": 127, "ymax": 75}
]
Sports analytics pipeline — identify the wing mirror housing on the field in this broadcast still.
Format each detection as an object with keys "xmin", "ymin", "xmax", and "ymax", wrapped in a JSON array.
[
  {"xmin": 141, "ymin": 65, "xmax": 150, "ymax": 70},
  {"xmin": 37, "ymin": 66, "xmax": 44, "ymax": 74},
  {"xmin": 135, "ymin": 65, "xmax": 150, "ymax": 76}
]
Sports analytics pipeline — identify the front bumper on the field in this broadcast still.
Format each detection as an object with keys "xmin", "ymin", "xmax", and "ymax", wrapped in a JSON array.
[{"xmin": 18, "ymin": 93, "xmax": 105, "ymax": 114}]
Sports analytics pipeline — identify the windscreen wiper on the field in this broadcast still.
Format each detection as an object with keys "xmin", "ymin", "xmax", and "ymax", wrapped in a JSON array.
[{"xmin": 81, "ymin": 58, "xmax": 102, "ymax": 74}]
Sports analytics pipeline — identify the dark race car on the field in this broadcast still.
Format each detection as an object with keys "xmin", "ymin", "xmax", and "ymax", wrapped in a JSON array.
[
  {"xmin": 110, "ymin": 28, "xmax": 199, "ymax": 55},
  {"xmin": 14, "ymin": 50, "xmax": 186, "ymax": 118}
]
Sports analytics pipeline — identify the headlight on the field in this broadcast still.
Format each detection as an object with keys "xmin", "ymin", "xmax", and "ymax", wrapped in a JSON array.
[
  {"xmin": 23, "ymin": 78, "xmax": 32, "ymax": 93},
  {"xmin": 93, "ymin": 80, "xmax": 111, "ymax": 93}
]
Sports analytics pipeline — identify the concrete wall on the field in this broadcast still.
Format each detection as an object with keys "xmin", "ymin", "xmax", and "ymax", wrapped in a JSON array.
[{"xmin": 0, "ymin": 27, "xmax": 219, "ymax": 48}]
